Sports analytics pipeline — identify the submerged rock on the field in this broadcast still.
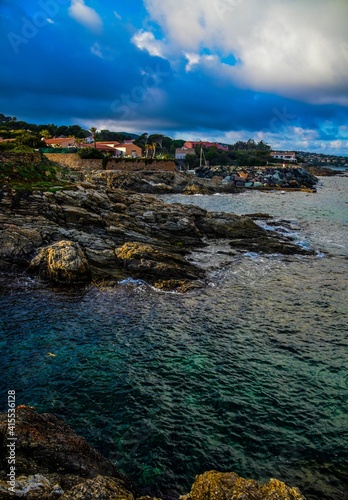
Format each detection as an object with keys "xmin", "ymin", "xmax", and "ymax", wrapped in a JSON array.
[{"xmin": 181, "ymin": 470, "xmax": 305, "ymax": 500}]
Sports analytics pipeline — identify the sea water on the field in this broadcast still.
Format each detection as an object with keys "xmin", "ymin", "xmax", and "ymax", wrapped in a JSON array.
[{"xmin": 0, "ymin": 176, "xmax": 347, "ymax": 499}]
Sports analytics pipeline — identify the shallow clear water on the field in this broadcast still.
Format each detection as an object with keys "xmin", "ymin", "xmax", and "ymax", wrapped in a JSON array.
[{"xmin": 1, "ymin": 177, "xmax": 348, "ymax": 499}]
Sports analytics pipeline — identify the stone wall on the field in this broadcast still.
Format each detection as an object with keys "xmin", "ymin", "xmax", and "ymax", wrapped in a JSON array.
[
  {"xmin": 43, "ymin": 154, "xmax": 102, "ymax": 170},
  {"xmin": 44, "ymin": 154, "xmax": 176, "ymax": 172},
  {"xmin": 0, "ymin": 152, "xmax": 43, "ymax": 165}
]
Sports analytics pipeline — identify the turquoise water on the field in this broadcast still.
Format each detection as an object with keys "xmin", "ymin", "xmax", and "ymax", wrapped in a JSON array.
[{"xmin": 1, "ymin": 177, "xmax": 348, "ymax": 499}]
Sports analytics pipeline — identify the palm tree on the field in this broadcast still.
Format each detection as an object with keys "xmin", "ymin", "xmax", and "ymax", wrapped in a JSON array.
[
  {"xmin": 90, "ymin": 127, "xmax": 97, "ymax": 148},
  {"xmin": 40, "ymin": 129, "xmax": 52, "ymax": 140},
  {"xmin": 151, "ymin": 142, "xmax": 157, "ymax": 158}
]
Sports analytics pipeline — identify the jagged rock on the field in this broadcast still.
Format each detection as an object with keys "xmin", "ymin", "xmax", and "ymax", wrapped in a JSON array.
[
  {"xmin": 0, "ymin": 186, "xmax": 315, "ymax": 290},
  {"xmin": 0, "ymin": 227, "xmax": 42, "ymax": 266},
  {"xmin": 0, "ymin": 474, "xmax": 63, "ymax": 498},
  {"xmin": 0, "ymin": 406, "xmax": 132, "ymax": 497},
  {"xmin": 60, "ymin": 475, "xmax": 134, "ymax": 499},
  {"xmin": 115, "ymin": 242, "xmax": 205, "ymax": 281},
  {"xmin": 181, "ymin": 470, "xmax": 306, "ymax": 500},
  {"xmin": 29, "ymin": 240, "xmax": 91, "ymax": 284}
]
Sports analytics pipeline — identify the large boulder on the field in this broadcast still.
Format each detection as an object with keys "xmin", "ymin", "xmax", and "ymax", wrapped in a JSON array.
[
  {"xmin": 29, "ymin": 240, "xmax": 91, "ymax": 284},
  {"xmin": 181, "ymin": 470, "xmax": 305, "ymax": 500}
]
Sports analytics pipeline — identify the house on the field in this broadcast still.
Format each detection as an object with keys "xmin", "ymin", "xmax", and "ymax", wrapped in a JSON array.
[
  {"xmin": 270, "ymin": 151, "xmax": 297, "ymax": 162},
  {"xmin": 44, "ymin": 137, "xmax": 78, "ymax": 148},
  {"xmin": 175, "ymin": 147, "xmax": 196, "ymax": 160},
  {"xmin": 79, "ymin": 143, "xmax": 117, "ymax": 153},
  {"xmin": 114, "ymin": 143, "xmax": 142, "ymax": 157}
]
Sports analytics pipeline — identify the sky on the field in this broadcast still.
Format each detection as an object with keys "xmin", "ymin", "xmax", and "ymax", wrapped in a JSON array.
[{"xmin": 0, "ymin": 0, "xmax": 348, "ymax": 155}]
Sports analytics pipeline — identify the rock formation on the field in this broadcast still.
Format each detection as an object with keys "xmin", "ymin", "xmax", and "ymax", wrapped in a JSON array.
[
  {"xmin": 0, "ymin": 186, "xmax": 314, "ymax": 290},
  {"xmin": 181, "ymin": 470, "xmax": 305, "ymax": 500}
]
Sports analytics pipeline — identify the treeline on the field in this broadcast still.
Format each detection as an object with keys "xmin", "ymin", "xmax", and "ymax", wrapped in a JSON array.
[
  {"xmin": 1, "ymin": 114, "xmax": 277, "ymax": 165},
  {"xmin": 186, "ymin": 139, "xmax": 272, "ymax": 167}
]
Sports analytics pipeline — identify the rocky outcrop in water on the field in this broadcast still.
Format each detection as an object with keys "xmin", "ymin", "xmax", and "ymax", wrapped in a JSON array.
[
  {"xmin": 181, "ymin": 470, "xmax": 305, "ymax": 500},
  {"xmin": 0, "ymin": 186, "xmax": 314, "ymax": 290},
  {"xmin": 83, "ymin": 170, "xmax": 239, "ymax": 194},
  {"xmin": 194, "ymin": 166, "xmax": 318, "ymax": 190},
  {"xmin": 0, "ymin": 406, "xmax": 306, "ymax": 499}
]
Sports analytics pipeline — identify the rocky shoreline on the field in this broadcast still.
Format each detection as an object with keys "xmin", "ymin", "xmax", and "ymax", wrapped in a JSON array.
[
  {"xmin": 0, "ymin": 406, "xmax": 306, "ymax": 499},
  {"xmin": 0, "ymin": 183, "xmax": 314, "ymax": 291},
  {"xmin": 193, "ymin": 166, "xmax": 318, "ymax": 191}
]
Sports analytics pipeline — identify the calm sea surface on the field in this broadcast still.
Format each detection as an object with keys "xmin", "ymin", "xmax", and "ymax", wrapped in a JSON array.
[{"xmin": 1, "ymin": 177, "xmax": 347, "ymax": 499}]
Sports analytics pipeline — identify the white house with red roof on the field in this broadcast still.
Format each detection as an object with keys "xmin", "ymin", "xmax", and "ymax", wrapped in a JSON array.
[{"xmin": 270, "ymin": 151, "xmax": 297, "ymax": 162}]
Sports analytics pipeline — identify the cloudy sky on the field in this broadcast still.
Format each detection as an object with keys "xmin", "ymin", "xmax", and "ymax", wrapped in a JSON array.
[{"xmin": 0, "ymin": 0, "xmax": 348, "ymax": 154}]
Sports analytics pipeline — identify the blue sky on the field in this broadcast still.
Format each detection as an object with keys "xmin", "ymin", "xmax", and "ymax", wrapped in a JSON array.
[{"xmin": 0, "ymin": 0, "xmax": 348, "ymax": 154}]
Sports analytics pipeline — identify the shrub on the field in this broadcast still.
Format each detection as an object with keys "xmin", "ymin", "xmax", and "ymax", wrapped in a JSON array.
[{"xmin": 77, "ymin": 147, "xmax": 104, "ymax": 159}]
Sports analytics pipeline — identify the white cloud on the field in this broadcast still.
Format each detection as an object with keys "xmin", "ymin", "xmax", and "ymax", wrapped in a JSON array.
[
  {"xmin": 184, "ymin": 53, "xmax": 200, "ymax": 72},
  {"xmin": 69, "ymin": 0, "xmax": 103, "ymax": 33},
  {"xmin": 132, "ymin": 30, "xmax": 165, "ymax": 58},
  {"xmin": 47, "ymin": 18, "xmax": 55, "ymax": 24},
  {"xmin": 113, "ymin": 11, "xmax": 122, "ymax": 20},
  {"xmin": 143, "ymin": 0, "xmax": 348, "ymax": 106}
]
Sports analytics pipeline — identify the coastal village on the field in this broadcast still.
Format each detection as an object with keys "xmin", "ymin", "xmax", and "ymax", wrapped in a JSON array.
[{"xmin": 0, "ymin": 117, "xmax": 335, "ymax": 193}]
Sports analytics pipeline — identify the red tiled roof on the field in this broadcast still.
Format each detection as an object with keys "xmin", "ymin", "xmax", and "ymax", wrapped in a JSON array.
[
  {"xmin": 45, "ymin": 138, "xmax": 76, "ymax": 145},
  {"xmin": 80, "ymin": 144, "xmax": 115, "ymax": 151}
]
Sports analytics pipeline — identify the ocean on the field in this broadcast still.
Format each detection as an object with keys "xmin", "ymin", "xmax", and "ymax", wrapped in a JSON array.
[{"xmin": 1, "ymin": 176, "xmax": 347, "ymax": 499}]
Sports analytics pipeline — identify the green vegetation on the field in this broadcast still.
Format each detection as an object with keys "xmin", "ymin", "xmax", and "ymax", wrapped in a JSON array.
[
  {"xmin": 77, "ymin": 147, "xmax": 104, "ymax": 159},
  {"xmin": 0, "ymin": 156, "xmax": 61, "ymax": 190},
  {"xmin": 185, "ymin": 139, "xmax": 272, "ymax": 168}
]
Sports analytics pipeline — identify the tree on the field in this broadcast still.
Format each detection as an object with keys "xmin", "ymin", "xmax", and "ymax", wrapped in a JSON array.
[
  {"xmin": 90, "ymin": 127, "xmax": 97, "ymax": 148},
  {"xmin": 15, "ymin": 131, "xmax": 42, "ymax": 149},
  {"xmin": 151, "ymin": 142, "xmax": 157, "ymax": 157},
  {"xmin": 40, "ymin": 129, "xmax": 52, "ymax": 140}
]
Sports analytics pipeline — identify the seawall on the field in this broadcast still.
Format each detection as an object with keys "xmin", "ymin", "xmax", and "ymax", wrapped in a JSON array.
[{"xmin": 43, "ymin": 154, "xmax": 177, "ymax": 172}]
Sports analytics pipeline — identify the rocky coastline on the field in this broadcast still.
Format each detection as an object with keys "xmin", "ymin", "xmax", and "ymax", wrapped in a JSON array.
[
  {"xmin": 0, "ymin": 405, "xmax": 306, "ymax": 499},
  {"xmin": 193, "ymin": 165, "xmax": 318, "ymax": 191},
  {"xmin": 0, "ymin": 182, "xmax": 314, "ymax": 291}
]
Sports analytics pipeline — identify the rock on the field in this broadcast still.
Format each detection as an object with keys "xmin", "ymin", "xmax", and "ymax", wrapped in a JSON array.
[
  {"xmin": 0, "ymin": 186, "xmax": 315, "ymax": 290},
  {"xmin": 115, "ymin": 242, "xmax": 205, "ymax": 282},
  {"xmin": 181, "ymin": 470, "xmax": 306, "ymax": 500},
  {"xmin": 0, "ymin": 408, "xmax": 307, "ymax": 500},
  {"xmin": 0, "ymin": 405, "xmax": 132, "ymax": 496},
  {"xmin": 0, "ymin": 227, "xmax": 42, "ymax": 266},
  {"xmin": 0, "ymin": 474, "xmax": 63, "ymax": 498},
  {"xmin": 29, "ymin": 240, "xmax": 91, "ymax": 284},
  {"xmin": 60, "ymin": 475, "xmax": 134, "ymax": 500}
]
